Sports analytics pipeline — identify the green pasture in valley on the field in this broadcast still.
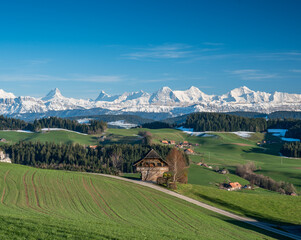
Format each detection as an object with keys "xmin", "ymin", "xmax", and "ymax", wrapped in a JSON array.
[
  {"xmin": 0, "ymin": 163, "xmax": 279, "ymax": 239},
  {"xmin": 0, "ymin": 130, "xmax": 99, "ymax": 145}
]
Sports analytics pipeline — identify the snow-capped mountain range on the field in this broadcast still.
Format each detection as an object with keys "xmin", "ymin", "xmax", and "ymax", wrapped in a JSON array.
[{"xmin": 0, "ymin": 86, "xmax": 300, "ymax": 120}]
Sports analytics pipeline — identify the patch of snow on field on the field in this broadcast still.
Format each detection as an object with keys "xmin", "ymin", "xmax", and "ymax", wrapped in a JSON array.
[
  {"xmin": 281, "ymin": 137, "xmax": 300, "ymax": 142},
  {"xmin": 77, "ymin": 118, "xmax": 93, "ymax": 124},
  {"xmin": 107, "ymin": 120, "xmax": 137, "ymax": 129},
  {"xmin": 177, "ymin": 126, "xmax": 194, "ymax": 132},
  {"xmin": 176, "ymin": 127, "xmax": 215, "ymax": 137},
  {"xmin": 267, "ymin": 129, "xmax": 288, "ymax": 137},
  {"xmin": 41, "ymin": 128, "xmax": 87, "ymax": 135},
  {"xmin": 2, "ymin": 130, "xmax": 33, "ymax": 133},
  {"xmin": 232, "ymin": 131, "xmax": 254, "ymax": 138}
]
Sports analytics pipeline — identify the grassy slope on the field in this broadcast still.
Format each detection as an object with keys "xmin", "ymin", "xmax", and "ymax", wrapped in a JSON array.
[
  {"xmin": 111, "ymin": 128, "xmax": 301, "ymax": 191},
  {"xmin": 0, "ymin": 163, "xmax": 277, "ymax": 240},
  {"xmin": 0, "ymin": 130, "xmax": 99, "ymax": 145},
  {"xmin": 176, "ymin": 184, "xmax": 301, "ymax": 226},
  {"xmin": 110, "ymin": 128, "xmax": 301, "ymax": 226}
]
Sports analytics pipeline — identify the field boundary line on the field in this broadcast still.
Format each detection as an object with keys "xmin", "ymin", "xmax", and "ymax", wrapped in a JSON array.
[{"xmin": 88, "ymin": 173, "xmax": 301, "ymax": 240}]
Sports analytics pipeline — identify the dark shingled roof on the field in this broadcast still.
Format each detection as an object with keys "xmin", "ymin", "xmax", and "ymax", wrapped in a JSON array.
[
  {"xmin": 144, "ymin": 149, "xmax": 163, "ymax": 160},
  {"xmin": 133, "ymin": 149, "xmax": 168, "ymax": 166}
]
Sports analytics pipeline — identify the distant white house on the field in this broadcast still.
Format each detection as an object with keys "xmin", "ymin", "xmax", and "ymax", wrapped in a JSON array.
[{"xmin": 0, "ymin": 151, "xmax": 11, "ymax": 163}]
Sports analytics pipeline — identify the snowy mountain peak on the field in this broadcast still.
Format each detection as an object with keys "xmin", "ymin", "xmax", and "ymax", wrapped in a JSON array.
[
  {"xmin": 42, "ymin": 88, "xmax": 64, "ymax": 101},
  {"xmin": 188, "ymin": 86, "xmax": 200, "ymax": 91},
  {"xmin": 150, "ymin": 86, "xmax": 179, "ymax": 103},
  {"xmin": 95, "ymin": 90, "xmax": 111, "ymax": 101},
  {"xmin": 231, "ymin": 86, "xmax": 253, "ymax": 95},
  {"xmin": 0, "ymin": 89, "xmax": 16, "ymax": 99},
  {"xmin": 160, "ymin": 86, "xmax": 173, "ymax": 92}
]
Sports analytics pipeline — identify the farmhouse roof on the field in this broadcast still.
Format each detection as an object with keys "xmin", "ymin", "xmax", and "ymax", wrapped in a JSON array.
[
  {"xmin": 229, "ymin": 182, "xmax": 241, "ymax": 188},
  {"xmin": 133, "ymin": 149, "xmax": 168, "ymax": 166}
]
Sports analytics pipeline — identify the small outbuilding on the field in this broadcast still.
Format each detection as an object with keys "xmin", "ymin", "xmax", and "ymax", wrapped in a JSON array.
[
  {"xmin": 227, "ymin": 182, "xmax": 242, "ymax": 191},
  {"xmin": 133, "ymin": 149, "xmax": 169, "ymax": 182}
]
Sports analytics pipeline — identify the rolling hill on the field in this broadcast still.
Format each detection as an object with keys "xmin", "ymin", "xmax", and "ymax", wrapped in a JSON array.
[{"xmin": 0, "ymin": 163, "xmax": 278, "ymax": 239}]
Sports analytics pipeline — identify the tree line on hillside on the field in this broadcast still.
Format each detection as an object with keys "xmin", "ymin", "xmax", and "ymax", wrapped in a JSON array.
[
  {"xmin": 236, "ymin": 162, "xmax": 297, "ymax": 195},
  {"xmin": 0, "ymin": 115, "xmax": 107, "ymax": 134},
  {"xmin": 27, "ymin": 117, "xmax": 107, "ymax": 134},
  {"xmin": 141, "ymin": 121, "xmax": 174, "ymax": 129},
  {"xmin": 281, "ymin": 142, "xmax": 301, "ymax": 158},
  {"xmin": 0, "ymin": 115, "xmax": 28, "ymax": 130},
  {"xmin": 184, "ymin": 113, "xmax": 267, "ymax": 132},
  {"xmin": 2, "ymin": 142, "xmax": 175, "ymax": 174}
]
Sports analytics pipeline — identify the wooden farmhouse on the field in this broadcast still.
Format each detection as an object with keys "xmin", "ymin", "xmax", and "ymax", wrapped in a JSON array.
[{"xmin": 133, "ymin": 149, "xmax": 169, "ymax": 182}]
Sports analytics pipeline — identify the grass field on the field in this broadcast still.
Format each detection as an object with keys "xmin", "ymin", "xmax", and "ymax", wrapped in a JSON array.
[
  {"xmin": 0, "ymin": 130, "xmax": 99, "ymax": 145},
  {"xmin": 108, "ymin": 128, "xmax": 301, "ymax": 227},
  {"xmin": 109, "ymin": 128, "xmax": 301, "ymax": 192},
  {"xmin": 1, "ymin": 127, "xmax": 300, "ymax": 231},
  {"xmin": 0, "ymin": 163, "xmax": 280, "ymax": 240},
  {"xmin": 176, "ymin": 184, "xmax": 301, "ymax": 226},
  {"xmin": 1, "ymin": 127, "xmax": 300, "ymax": 191}
]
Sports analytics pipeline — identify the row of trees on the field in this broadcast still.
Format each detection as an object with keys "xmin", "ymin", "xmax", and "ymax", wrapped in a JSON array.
[
  {"xmin": 27, "ymin": 117, "xmax": 107, "ymax": 134},
  {"xmin": 281, "ymin": 142, "xmax": 301, "ymax": 158},
  {"xmin": 2, "ymin": 142, "xmax": 172, "ymax": 174},
  {"xmin": 0, "ymin": 115, "xmax": 107, "ymax": 134},
  {"xmin": 141, "ymin": 121, "xmax": 174, "ymax": 129},
  {"xmin": 184, "ymin": 113, "xmax": 267, "ymax": 132},
  {"xmin": 236, "ymin": 162, "xmax": 296, "ymax": 195}
]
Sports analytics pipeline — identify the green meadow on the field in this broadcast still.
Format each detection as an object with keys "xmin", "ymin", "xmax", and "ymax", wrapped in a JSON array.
[
  {"xmin": 0, "ymin": 130, "xmax": 99, "ymax": 145},
  {"xmin": 0, "ymin": 163, "xmax": 278, "ymax": 240},
  {"xmin": 108, "ymin": 128, "xmax": 301, "ymax": 226},
  {"xmin": 107, "ymin": 128, "xmax": 301, "ymax": 191},
  {"xmin": 1, "ymin": 127, "xmax": 300, "ymax": 229}
]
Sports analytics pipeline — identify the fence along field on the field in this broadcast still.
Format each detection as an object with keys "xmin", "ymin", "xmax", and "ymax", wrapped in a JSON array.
[{"xmin": 0, "ymin": 163, "xmax": 278, "ymax": 239}]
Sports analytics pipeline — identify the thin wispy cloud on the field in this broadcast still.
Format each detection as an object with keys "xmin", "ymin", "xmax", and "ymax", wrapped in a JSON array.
[
  {"xmin": 202, "ymin": 42, "xmax": 224, "ymax": 46},
  {"xmin": 123, "ymin": 44, "xmax": 193, "ymax": 60},
  {"xmin": 0, "ymin": 74, "xmax": 123, "ymax": 83},
  {"xmin": 290, "ymin": 69, "xmax": 301, "ymax": 73},
  {"xmin": 140, "ymin": 77, "xmax": 176, "ymax": 83},
  {"xmin": 123, "ymin": 43, "xmax": 222, "ymax": 61},
  {"xmin": 254, "ymin": 52, "xmax": 301, "ymax": 61},
  {"xmin": 228, "ymin": 69, "xmax": 277, "ymax": 81}
]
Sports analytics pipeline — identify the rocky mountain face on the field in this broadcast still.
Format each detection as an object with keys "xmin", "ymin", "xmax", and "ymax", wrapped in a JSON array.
[{"xmin": 0, "ymin": 86, "xmax": 300, "ymax": 120}]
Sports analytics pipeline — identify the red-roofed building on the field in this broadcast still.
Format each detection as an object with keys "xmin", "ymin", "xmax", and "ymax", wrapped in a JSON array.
[{"xmin": 228, "ymin": 182, "xmax": 242, "ymax": 191}]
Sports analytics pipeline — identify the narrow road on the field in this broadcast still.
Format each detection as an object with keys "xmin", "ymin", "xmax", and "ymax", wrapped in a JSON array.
[{"xmin": 90, "ymin": 173, "xmax": 301, "ymax": 240}]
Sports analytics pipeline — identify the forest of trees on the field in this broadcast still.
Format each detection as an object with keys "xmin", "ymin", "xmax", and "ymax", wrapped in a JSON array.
[
  {"xmin": 0, "ymin": 115, "xmax": 28, "ymax": 130},
  {"xmin": 141, "ymin": 121, "xmax": 173, "ymax": 129},
  {"xmin": 0, "ymin": 115, "xmax": 107, "ymax": 134},
  {"xmin": 2, "ymin": 142, "xmax": 172, "ymax": 174},
  {"xmin": 27, "ymin": 117, "xmax": 107, "ymax": 134},
  {"xmin": 184, "ymin": 113, "xmax": 267, "ymax": 132},
  {"xmin": 281, "ymin": 142, "xmax": 301, "ymax": 158}
]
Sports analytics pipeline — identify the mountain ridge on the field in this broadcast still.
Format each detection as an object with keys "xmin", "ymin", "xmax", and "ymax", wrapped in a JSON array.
[{"xmin": 0, "ymin": 86, "xmax": 300, "ymax": 119}]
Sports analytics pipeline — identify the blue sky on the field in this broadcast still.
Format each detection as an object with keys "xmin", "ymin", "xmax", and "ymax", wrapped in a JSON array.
[{"xmin": 0, "ymin": 0, "xmax": 301, "ymax": 98}]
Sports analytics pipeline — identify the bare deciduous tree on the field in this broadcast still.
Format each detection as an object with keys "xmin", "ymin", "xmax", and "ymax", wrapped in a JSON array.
[{"xmin": 165, "ymin": 148, "xmax": 188, "ymax": 185}]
